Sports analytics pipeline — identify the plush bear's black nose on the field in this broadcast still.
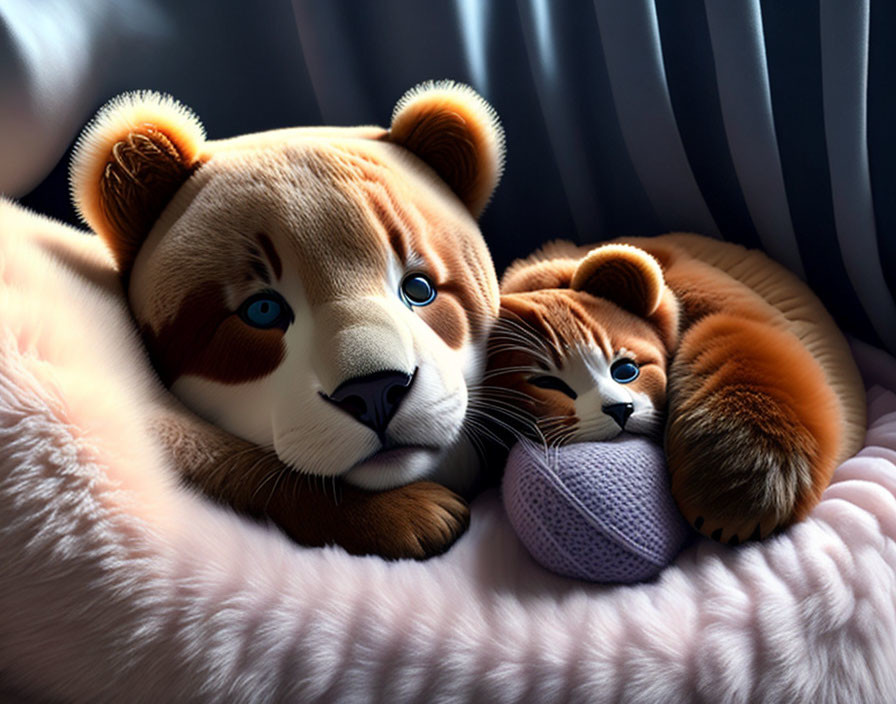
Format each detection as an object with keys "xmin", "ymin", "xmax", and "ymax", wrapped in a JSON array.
[
  {"xmin": 602, "ymin": 402, "xmax": 634, "ymax": 429},
  {"xmin": 323, "ymin": 370, "xmax": 415, "ymax": 439}
]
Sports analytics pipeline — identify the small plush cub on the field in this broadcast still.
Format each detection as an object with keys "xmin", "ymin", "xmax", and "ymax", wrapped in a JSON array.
[
  {"xmin": 68, "ymin": 81, "xmax": 505, "ymax": 559},
  {"xmin": 488, "ymin": 236, "xmax": 866, "ymax": 544}
]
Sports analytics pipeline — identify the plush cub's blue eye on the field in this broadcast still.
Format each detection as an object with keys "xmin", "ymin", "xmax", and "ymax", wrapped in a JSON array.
[
  {"xmin": 400, "ymin": 273, "xmax": 436, "ymax": 307},
  {"xmin": 238, "ymin": 291, "xmax": 293, "ymax": 330},
  {"xmin": 611, "ymin": 359, "xmax": 640, "ymax": 384}
]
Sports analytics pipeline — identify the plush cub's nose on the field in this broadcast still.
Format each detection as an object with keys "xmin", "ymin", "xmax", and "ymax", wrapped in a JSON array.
[
  {"xmin": 602, "ymin": 402, "xmax": 634, "ymax": 429},
  {"xmin": 323, "ymin": 370, "xmax": 415, "ymax": 439}
]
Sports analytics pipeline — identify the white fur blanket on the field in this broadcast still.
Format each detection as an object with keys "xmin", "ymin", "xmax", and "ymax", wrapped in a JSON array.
[{"xmin": 2, "ymin": 203, "xmax": 896, "ymax": 702}]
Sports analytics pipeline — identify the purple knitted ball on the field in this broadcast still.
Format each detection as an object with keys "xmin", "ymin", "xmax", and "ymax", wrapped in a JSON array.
[{"xmin": 502, "ymin": 436, "xmax": 691, "ymax": 584}]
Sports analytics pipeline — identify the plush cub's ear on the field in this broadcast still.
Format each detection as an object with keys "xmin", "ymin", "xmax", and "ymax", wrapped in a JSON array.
[
  {"xmin": 501, "ymin": 258, "xmax": 578, "ymax": 294},
  {"xmin": 571, "ymin": 244, "xmax": 665, "ymax": 318},
  {"xmin": 70, "ymin": 91, "xmax": 206, "ymax": 273},
  {"xmin": 499, "ymin": 240, "xmax": 585, "ymax": 294},
  {"xmin": 388, "ymin": 80, "xmax": 505, "ymax": 218}
]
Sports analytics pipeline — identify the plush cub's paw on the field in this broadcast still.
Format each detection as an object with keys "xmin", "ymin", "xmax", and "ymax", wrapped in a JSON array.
[{"xmin": 666, "ymin": 314, "xmax": 843, "ymax": 545}]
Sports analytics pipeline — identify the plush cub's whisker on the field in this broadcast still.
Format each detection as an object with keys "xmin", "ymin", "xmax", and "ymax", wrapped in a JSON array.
[{"xmin": 487, "ymin": 234, "xmax": 864, "ymax": 547}]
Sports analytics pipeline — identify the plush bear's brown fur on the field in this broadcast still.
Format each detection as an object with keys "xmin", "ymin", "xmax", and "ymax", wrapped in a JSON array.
[{"xmin": 64, "ymin": 82, "xmax": 506, "ymax": 559}]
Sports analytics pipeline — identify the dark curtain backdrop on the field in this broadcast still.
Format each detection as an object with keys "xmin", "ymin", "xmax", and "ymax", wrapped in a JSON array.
[{"xmin": 3, "ymin": 0, "xmax": 894, "ymax": 351}]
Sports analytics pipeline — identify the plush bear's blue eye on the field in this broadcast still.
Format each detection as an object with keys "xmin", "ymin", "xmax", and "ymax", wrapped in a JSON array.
[
  {"xmin": 247, "ymin": 299, "xmax": 280, "ymax": 326},
  {"xmin": 400, "ymin": 274, "xmax": 436, "ymax": 307},
  {"xmin": 611, "ymin": 359, "xmax": 640, "ymax": 384},
  {"xmin": 238, "ymin": 291, "xmax": 293, "ymax": 330}
]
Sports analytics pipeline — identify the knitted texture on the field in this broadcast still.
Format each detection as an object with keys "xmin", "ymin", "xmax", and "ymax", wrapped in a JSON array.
[{"xmin": 502, "ymin": 436, "xmax": 692, "ymax": 583}]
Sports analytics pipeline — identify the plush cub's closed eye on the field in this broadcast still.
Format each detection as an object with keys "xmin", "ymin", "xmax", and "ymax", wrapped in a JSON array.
[
  {"xmin": 528, "ymin": 375, "xmax": 578, "ymax": 399},
  {"xmin": 237, "ymin": 291, "xmax": 294, "ymax": 331}
]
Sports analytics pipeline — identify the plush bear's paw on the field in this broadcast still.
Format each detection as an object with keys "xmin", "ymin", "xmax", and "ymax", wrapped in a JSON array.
[
  {"xmin": 340, "ymin": 481, "xmax": 471, "ymax": 561},
  {"xmin": 232, "ymin": 462, "xmax": 470, "ymax": 561}
]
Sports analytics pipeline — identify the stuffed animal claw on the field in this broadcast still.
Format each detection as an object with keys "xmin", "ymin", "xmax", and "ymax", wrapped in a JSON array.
[{"xmin": 679, "ymin": 495, "xmax": 779, "ymax": 546}]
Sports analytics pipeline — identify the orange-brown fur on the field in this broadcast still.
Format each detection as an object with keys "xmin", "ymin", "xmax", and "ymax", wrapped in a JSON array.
[
  {"xmin": 489, "ymin": 236, "xmax": 863, "ymax": 545},
  {"xmin": 489, "ymin": 290, "xmax": 669, "ymax": 445}
]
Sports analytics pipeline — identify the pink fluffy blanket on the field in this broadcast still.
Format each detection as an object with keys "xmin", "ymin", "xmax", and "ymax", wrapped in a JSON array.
[{"xmin": 2, "ymin": 207, "xmax": 896, "ymax": 702}]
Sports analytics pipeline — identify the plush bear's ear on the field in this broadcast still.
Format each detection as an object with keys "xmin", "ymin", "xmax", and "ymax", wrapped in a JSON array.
[
  {"xmin": 70, "ymin": 91, "xmax": 206, "ymax": 273},
  {"xmin": 571, "ymin": 244, "xmax": 665, "ymax": 318},
  {"xmin": 387, "ymin": 80, "xmax": 505, "ymax": 218}
]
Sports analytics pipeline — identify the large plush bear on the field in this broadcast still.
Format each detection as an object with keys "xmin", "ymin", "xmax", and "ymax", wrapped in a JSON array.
[{"xmin": 54, "ymin": 81, "xmax": 504, "ymax": 559}]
